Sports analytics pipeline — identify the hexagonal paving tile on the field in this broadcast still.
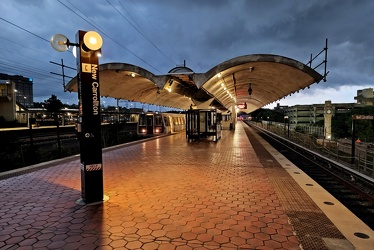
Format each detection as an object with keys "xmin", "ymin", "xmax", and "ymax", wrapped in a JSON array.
[{"xmin": 1, "ymin": 126, "xmax": 346, "ymax": 249}]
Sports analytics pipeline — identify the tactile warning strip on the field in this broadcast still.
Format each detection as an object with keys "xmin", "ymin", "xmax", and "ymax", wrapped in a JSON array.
[{"xmin": 243, "ymin": 125, "xmax": 346, "ymax": 250}]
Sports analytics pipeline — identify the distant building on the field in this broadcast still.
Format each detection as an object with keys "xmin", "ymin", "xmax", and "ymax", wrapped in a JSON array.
[
  {"xmin": 273, "ymin": 103, "xmax": 288, "ymax": 112},
  {"xmin": 277, "ymin": 88, "xmax": 373, "ymax": 126},
  {"xmin": 0, "ymin": 73, "xmax": 33, "ymax": 122},
  {"xmin": 355, "ymin": 88, "xmax": 374, "ymax": 105},
  {"xmin": 282, "ymin": 102, "xmax": 367, "ymax": 126}
]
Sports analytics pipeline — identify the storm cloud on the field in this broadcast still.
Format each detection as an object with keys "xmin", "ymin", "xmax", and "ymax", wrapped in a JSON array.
[{"xmin": 0, "ymin": 0, "xmax": 372, "ymax": 107}]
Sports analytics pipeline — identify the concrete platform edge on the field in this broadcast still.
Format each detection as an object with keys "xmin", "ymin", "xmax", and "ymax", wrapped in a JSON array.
[{"xmin": 249, "ymin": 127, "xmax": 374, "ymax": 250}]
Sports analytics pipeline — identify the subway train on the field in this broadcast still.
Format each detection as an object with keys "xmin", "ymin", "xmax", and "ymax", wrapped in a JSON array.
[{"xmin": 137, "ymin": 112, "xmax": 186, "ymax": 136}]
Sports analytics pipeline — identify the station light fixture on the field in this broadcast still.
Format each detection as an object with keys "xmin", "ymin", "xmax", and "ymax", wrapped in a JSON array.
[
  {"xmin": 50, "ymin": 30, "xmax": 104, "ymax": 204},
  {"xmin": 248, "ymin": 83, "xmax": 253, "ymax": 96},
  {"xmin": 83, "ymin": 31, "xmax": 103, "ymax": 51},
  {"xmin": 50, "ymin": 31, "xmax": 103, "ymax": 53}
]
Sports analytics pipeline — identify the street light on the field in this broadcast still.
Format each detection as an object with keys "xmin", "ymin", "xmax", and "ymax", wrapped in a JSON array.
[{"xmin": 50, "ymin": 30, "xmax": 104, "ymax": 204}]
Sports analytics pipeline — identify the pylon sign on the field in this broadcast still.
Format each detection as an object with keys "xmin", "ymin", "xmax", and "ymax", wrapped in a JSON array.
[{"xmin": 76, "ymin": 30, "xmax": 103, "ymax": 203}]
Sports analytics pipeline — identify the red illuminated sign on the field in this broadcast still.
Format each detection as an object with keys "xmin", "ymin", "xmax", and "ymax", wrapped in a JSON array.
[{"xmin": 237, "ymin": 103, "xmax": 247, "ymax": 109}]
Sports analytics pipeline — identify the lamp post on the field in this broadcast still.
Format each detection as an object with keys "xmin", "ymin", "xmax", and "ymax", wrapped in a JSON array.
[{"xmin": 50, "ymin": 30, "xmax": 104, "ymax": 204}]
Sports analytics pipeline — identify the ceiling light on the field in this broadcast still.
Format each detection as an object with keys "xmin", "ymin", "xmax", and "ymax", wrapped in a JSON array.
[{"xmin": 248, "ymin": 83, "xmax": 253, "ymax": 96}]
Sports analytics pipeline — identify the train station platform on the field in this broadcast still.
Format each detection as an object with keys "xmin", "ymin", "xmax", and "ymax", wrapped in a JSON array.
[{"xmin": 0, "ymin": 122, "xmax": 373, "ymax": 249}]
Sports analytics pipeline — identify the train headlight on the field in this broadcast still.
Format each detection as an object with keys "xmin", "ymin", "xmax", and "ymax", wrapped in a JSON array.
[
  {"xmin": 155, "ymin": 128, "xmax": 160, "ymax": 133},
  {"xmin": 141, "ymin": 129, "xmax": 146, "ymax": 133}
]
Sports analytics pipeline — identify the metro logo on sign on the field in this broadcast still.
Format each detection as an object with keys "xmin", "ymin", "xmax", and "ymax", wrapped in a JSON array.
[{"xmin": 82, "ymin": 63, "xmax": 91, "ymax": 73}]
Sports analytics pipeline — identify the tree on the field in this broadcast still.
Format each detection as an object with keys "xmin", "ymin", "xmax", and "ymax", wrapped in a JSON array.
[
  {"xmin": 332, "ymin": 106, "xmax": 374, "ymax": 142},
  {"xmin": 332, "ymin": 113, "xmax": 351, "ymax": 139},
  {"xmin": 250, "ymin": 108, "xmax": 285, "ymax": 122},
  {"xmin": 43, "ymin": 95, "xmax": 63, "ymax": 157},
  {"xmin": 43, "ymin": 95, "xmax": 63, "ymax": 113}
]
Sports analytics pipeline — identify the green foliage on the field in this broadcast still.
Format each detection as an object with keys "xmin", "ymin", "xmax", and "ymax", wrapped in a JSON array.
[
  {"xmin": 355, "ymin": 120, "xmax": 374, "ymax": 142},
  {"xmin": 332, "ymin": 106, "xmax": 374, "ymax": 142},
  {"xmin": 32, "ymin": 102, "xmax": 45, "ymax": 108},
  {"xmin": 250, "ymin": 108, "xmax": 285, "ymax": 122},
  {"xmin": 332, "ymin": 112, "xmax": 351, "ymax": 138},
  {"xmin": 43, "ymin": 95, "xmax": 63, "ymax": 113}
]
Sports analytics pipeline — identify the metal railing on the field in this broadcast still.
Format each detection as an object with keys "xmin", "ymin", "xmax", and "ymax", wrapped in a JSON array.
[{"xmin": 250, "ymin": 121, "xmax": 374, "ymax": 178}]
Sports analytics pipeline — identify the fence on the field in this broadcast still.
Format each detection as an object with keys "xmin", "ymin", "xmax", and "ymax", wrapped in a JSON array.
[
  {"xmin": 251, "ymin": 121, "xmax": 374, "ymax": 178},
  {"xmin": 0, "ymin": 123, "xmax": 139, "ymax": 172}
]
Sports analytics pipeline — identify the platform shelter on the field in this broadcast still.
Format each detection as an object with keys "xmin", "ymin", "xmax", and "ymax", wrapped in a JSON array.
[{"xmin": 66, "ymin": 53, "xmax": 326, "ymax": 128}]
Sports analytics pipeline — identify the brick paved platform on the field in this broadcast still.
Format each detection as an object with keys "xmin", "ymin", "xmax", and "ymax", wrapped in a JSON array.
[{"xmin": 0, "ymin": 122, "xmax": 372, "ymax": 249}]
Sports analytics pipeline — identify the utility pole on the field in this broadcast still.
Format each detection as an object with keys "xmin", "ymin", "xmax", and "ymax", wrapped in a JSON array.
[{"xmin": 50, "ymin": 59, "xmax": 75, "ymax": 91}]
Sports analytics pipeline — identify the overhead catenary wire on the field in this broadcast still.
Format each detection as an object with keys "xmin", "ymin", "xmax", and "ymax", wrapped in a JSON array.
[
  {"xmin": 0, "ymin": 3, "xmax": 176, "ymax": 105},
  {"xmin": 0, "ymin": 18, "xmax": 75, "ymax": 80},
  {"xmin": 59, "ymin": 0, "xmax": 164, "ymax": 74},
  {"xmin": 0, "ymin": 47, "xmax": 58, "ymax": 68},
  {"xmin": 128, "ymin": 0, "xmax": 181, "ymax": 66},
  {"xmin": 0, "ymin": 17, "xmax": 49, "ymax": 43},
  {"xmin": 0, "ymin": 2, "xmax": 174, "ymax": 76},
  {"xmin": 0, "ymin": 35, "xmax": 64, "ymax": 62},
  {"xmin": 108, "ymin": 0, "xmax": 177, "ymax": 66},
  {"xmin": 0, "ymin": 61, "xmax": 61, "ymax": 81}
]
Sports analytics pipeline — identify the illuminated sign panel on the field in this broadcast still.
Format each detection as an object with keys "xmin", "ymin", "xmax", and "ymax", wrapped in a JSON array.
[
  {"xmin": 352, "ymin": 115, "xmax": 374, "ymax": 120},
  {"xmin": 237, "ymin": 103, "xmax": 247, "ymax": 109}
]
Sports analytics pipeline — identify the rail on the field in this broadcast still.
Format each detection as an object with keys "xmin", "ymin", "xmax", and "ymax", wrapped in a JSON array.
[
  {"xmin": 0, "ymin": 123, "xmax": 139, "ymax": 172},
  {"xmin": 249, "ymin": 121, "xmax": 374, "ymax": 178}
]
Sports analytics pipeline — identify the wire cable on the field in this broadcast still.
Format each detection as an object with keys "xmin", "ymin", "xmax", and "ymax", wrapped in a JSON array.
[
  {"xmin": 0, "ymin": 17, "xmax": 49, "ymax": 43},
  {"xmin": 0, "ymin": 61, "xmax": 61, "ymax": 80},
  {"xmin": 110, "ymin": 0, "xmax": 177, "ymax": 66},
  {"xmin": 128, "ymin": 0, "xmax": 181, "ymax": 66},
  {"xmin": 0, "ymin": 35, "xmax": 64, "ymax": 62},
  {"xmin": 59, "ymin": 0, "xmax": 163, "ymax": 74}
]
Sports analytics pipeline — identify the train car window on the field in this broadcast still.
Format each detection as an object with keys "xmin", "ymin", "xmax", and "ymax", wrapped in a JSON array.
[
  {"xmin": 222, "ymin": 114, "xmax": 231, "ymax": 121},
  {"xmin": 216, "ymin": 113, "xmax": 222, "ymax": 122},
  {"xmin": 129, "ymin": 114, "xmax": 138, "ymax": 123},
  {"xmin": 163, "ymin": 116, "xmax": 168, "ymax": 126},
  {"xmin": 155, "ymin": 114, "xmax": 163, "ymax": 126},
  {"xmin": 139, "ymin": 114, "xmax": 146, "ymax": 126},
  {"xmin": 146, "ymin": 115, "xmax": 153, "ymax": 126}
]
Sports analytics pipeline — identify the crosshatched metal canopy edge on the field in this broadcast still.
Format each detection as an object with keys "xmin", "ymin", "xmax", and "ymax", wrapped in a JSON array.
[{"xmin": 65, "ymin": 54, "xmax": 324, "ymax": 112}]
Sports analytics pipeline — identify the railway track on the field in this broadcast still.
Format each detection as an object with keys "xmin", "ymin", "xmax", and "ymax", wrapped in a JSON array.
[
  {"xmin": 247, "ymin": 122, "xmax": 374, "ymax": 231},
  {"xmin": 18, "ymin": 132, "xmax": 77, "ymax": 144}
]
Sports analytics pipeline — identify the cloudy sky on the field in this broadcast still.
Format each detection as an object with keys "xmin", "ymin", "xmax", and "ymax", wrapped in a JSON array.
[{"xmin": 0, "ymin": 0, "xmax": 373, "ymax": 109}]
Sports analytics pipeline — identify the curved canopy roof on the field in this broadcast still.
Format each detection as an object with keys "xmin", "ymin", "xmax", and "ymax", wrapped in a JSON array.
[{"xmin": 66, "ymin": 54, "xmax": 323, "ymax": 112}]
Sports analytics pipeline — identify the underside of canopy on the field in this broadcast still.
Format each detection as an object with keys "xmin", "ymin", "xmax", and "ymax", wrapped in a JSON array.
[{"xmin": 66, "ymin": 54, "xmax": 324, "ymax": 113}]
